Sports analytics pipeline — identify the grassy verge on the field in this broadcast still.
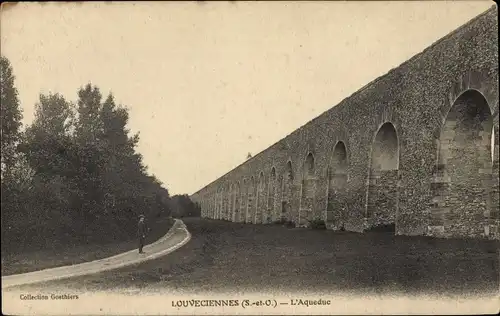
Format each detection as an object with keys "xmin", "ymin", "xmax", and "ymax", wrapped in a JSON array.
[
  {"xmin": 1, "ymin": 216, "xmax": 175, "ymax": 276},
  {"xmin": 12, "ymin": 217, "xmax": 499, "ymax": 297}
]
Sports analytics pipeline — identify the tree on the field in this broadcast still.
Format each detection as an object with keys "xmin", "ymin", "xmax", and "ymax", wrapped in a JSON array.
[
  {"xmin": 22, "ymin": 93, "xmax": 76, "ymax": 176},
  {"xmin": 19, "ymin": 93, "xmax": 81, "ymax": 235},
  {"xmin": 73, "ymin": 84, "xmax": 106, "ymax": 230},
  {"xmin": 0, "ymin": 56, "xmax": 23, "ymax": 182},
  {"xmin": 169, "ymin": 194, "xmax": 201, "ymax": 218},
  {"xmin": 3, "ymin": 81, "xmax": 174, "ymax": 254},
  {"xmin": 75, "ymin": 84, "xmax": 103, "ymax": 143}
]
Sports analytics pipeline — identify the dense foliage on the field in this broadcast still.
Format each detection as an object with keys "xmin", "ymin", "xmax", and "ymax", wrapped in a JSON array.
[
  {"xmin": 169, "ymin": 194, "xmax": 201, "ymax": 218},
  {"xmin": 1, "ymin": 56, "xmax": 173, "ymax": 254}
]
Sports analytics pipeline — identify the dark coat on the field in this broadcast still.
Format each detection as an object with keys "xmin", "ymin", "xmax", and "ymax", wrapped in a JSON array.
[{"xmin": 137, "ymin": 220, "xmax": 147, "ymax": 238}]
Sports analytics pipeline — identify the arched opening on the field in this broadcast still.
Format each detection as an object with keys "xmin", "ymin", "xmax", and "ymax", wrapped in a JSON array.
[
  {"xmin": 431, "ymin": 89, "xmax": 494, "ymax": 237},
  {"xmin": 492, "ymin": 125, "xmax": 500, "ymax": 235},
  {"xmin": 241, "ymin": 179, "xmax": 248, "ymax": 223},
  {"xmin": 247, "ymin": 177, "xmax": 256, "ymax": 223},
  {"xmin": 226, "ymin": 185, "xmax": 231, "ymax": 221},
  {"xmin": 228, "ymin": 184, "xmax": 233, "ymax": 221},
  {"xmin": 224, "ymin": 186, "xmax": 229, "ymax": 221},
  {"xmin": 216, "ymin": 188, "xmax": 221, "ymax": 220},
  {"xmin": 300, "ymin": 153, "xmax": 316, "ymax": 226},
  {"xmin": 492, "ymin": 126, "xmax": 495, "ymax": 164},
  {"xmin": 221, "ymin": 186, "xmax": 226, "ymax": 221},
  {"xmin": 225, "ymin": 186, "xmax": 229, "ymax": 221},
  {"xmin": 327, "ymin": 141, "xmax": 348, "ymax": 229},
  {"xmin": 214, "ymin": 190, "xmax": 217, "ymax": 219},
  {"xmin": 367, "ymin": 122, "xmax": 399, "ymax": 232},
  {"xmin": 214, "ymin": 192, "xmax": 217, "ymax": 219},
  {"xmin": 234, "ymin": 182, "xmax": 240, "ymax": 222},
  {"xmin": 282, "ymin": 161, "xmax": 294, "ymax": 222},
  {"xmin": 256, "ymin": 172, "xmax": 266, "ymax": 224},
  {"xmin": 268, "ymin": 167, "xmax": 277, "ymax": 222}
]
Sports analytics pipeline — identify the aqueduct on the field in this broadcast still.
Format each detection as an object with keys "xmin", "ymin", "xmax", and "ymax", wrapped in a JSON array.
[{"xmin": 191, "ymin": 6, "xmax": 499, "ymax": 239}]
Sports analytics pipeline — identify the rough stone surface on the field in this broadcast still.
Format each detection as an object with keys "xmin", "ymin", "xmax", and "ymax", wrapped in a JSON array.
[{"xmin": 192, "ymin": 7, "xmax": 499, "ymax": 240}]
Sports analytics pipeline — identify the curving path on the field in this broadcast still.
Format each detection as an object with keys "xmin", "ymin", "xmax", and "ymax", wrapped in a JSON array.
[{"xmin": 1, "ymin": 219, "xmax": 191, "ymax": 289}]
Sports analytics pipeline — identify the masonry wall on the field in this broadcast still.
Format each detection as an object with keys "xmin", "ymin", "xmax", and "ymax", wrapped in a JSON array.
[{"xmin": 192, "ymin": 6, "xmax": 499, "ymax": 239}]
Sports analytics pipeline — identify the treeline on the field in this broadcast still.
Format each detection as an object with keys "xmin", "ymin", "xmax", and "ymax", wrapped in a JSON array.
[
  {"xmin": 1, "ymin": 56, "xmax": 175, "ymax": 254},
  {"xmin": 169, "ymin": 194, "xmax": 201, "ymax": 218}
]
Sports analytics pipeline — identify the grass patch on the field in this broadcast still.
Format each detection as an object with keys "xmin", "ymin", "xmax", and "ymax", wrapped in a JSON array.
[
  {"xmin": 1, "ymin": 216, "xmax": 175, "ymax": 276},
  {"xmin": 28, "ymin": 217, "xmax": 499, "ymax": 297}
]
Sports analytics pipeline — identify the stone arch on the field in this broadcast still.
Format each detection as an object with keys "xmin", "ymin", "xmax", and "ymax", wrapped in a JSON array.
[
  {"xmin": 247, "ymin": 176, "xmax": 256, "ymax": 223},
  {"xmin": 221, "ymin": 185, "xmax": 226, "ymax": 220},
  {"xmin": 430, "ymin": 89, "xmax": 494, "ymax": 237},
  {"xmin": 268, "ymin": 167, "xmax": 278, "ymax": 222},
  {"xmin": 228, "ymin": 183, "xmax": 233, "ymax": 221},
  {"xmin": 218, "ymin": 187, "xmax": 222, "ymax": 220},
  {"xmin": 226, "ymin": 184, "xmax": 231, "ymax": 221},
  {"xmin": 327, "ymin": 141, "xmax": 349, "ymax": 229},
  {"xmin": 241, "ymin": 179, "xmax": 248, "ymax": 223},
  {"xmin": 234, "ymin": 181, "xmax": 241, "ymax": 222},
  {"xmin": 210, "ymin": 194, "xmax": 213, "ymax": 219},
  {"xmin": 366, "ymin": 122, "xmax": 400, "ymax": 232},
  {"xmin": 213, "ymin": 189, "xmax": 217, "ymax": 219},
  {"xmin": 300, "ymin": 152, "xmax": 316, "ymax": 226},
  {"xmin": 211, "ymin": 192, "xmax": 215, "ymax": 219},
  {"xmin": 256, "ymin": 171, "xmax": 266, "ymax": 224},
  {"xmin": 223, "ymin": 185, "xmax": 228, "ymax": 220},
  {"xmin": 282, "ymin": 160, "xmax": 294, "ymax": 222},
  {"xmin": 214, "ymin": 190, "xmax": 217, "ymax": 219},
  {"xmin": 224, "ymin": 185, "xmax": 229, "ymax": 221}
]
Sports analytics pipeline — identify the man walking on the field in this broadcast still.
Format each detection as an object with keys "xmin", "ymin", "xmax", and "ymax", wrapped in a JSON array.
[{"xmin": 138, "ymin": 214, "xmax": 147, "ymax": 254}]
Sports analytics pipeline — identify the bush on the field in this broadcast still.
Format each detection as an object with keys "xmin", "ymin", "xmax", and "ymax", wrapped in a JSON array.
[
  {"xmin": 271, "ymin": 218, "xmax": 296, "ymax": 228},
  {"xmin": 308, "ymin": 219, "xmax": 327, "ymax": 230},
  {"xmin": 365, "ymin": 223, "xmax": 396, "ymax": 233},
  {"xmin": 169, "ymin": 195, "xmax": 201, "ymax": 218}
]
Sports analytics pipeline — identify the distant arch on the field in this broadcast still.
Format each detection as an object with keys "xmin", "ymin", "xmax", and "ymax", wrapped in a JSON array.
[
  {"xmin": 241, "ymin": 179, "xmax": 248, "ymax": 223},
  {"xmin": 225, "ymin": 183, "xmax": 233, "ymax": 221},
  {"xmin": 305, "ymin": 153, "xmax": 315, "ymax": 176},
  {"xmin": 217, "ymin": 187, "xmax": 223, "ymax": 220},
  {"xmin": 247, "ymin": 176, "xmax": 256, "ymax": 223},
  {"xmin": 281, "ymin": 160, "xmax": 294, "ymax": 221},
  {"xmin": 233, "ymin": 181, "xmax": 241, "ymax": 222},
  {"xmin": 256, "ymin": 172, "xmax": 266, "ymax": 224},
  {"xmin": 300, "ymin": 153, "xmax": 316, "ymax": 226},
  {"xmin": 327, "ymin": 141, "xmax": 349, "ymax": 229},
  {"xmin": 366, "ymin": 122, "xmax": 399, "ymax": 232},
  {"xmin": 268, "ymin": 167, "xmax": 278, "ymax": 222},
  {"xmin": 221, "ymin": 185, "xmax": 227, "ymax": 221}
]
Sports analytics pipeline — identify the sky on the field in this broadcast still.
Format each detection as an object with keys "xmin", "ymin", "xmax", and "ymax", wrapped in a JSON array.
[{"xmin": 1, "ymin": 1, "xmax": 494, "ymax": 195}]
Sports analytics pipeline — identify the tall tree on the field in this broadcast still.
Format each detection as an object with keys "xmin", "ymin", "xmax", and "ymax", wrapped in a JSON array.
[
  {"xmin": 73, "ymin": 84, "xmax": 106, "ymax": 230},
  {"xmin": 23, "ymin": 93, "xmax": 75, "ymax": 176},
  {"xmin": 75, "ymin": 83, "xmax": 103, "ymax": 143},
  {"xmin": 0, "ymin": 56, "xmax": 23, "ymax": 182},
  {"xmin": 20, "ymin": 93, "xmax": 80, "ymax": 231}
]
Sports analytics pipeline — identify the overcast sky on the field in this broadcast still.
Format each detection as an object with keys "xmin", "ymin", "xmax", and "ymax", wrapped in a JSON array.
[{"xmin": 1, "ymin": 1, "xmax": 493, "ymax": 195}]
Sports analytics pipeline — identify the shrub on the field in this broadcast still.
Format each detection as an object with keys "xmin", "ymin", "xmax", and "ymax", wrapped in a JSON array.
[
  {"xmin": 365, "ymin": 223, "xmax": 396, "ymax": 233},
  {"xmin": 309, "ymin": 219, "xmax": 327, "ymax": 230},
  {"xmin": 271, "ymin": 218, "xmax": 296, "ymax": 228},
  {"xmin": 272, "ymin": 218, "xmax": 286, "ymax": 225}
]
